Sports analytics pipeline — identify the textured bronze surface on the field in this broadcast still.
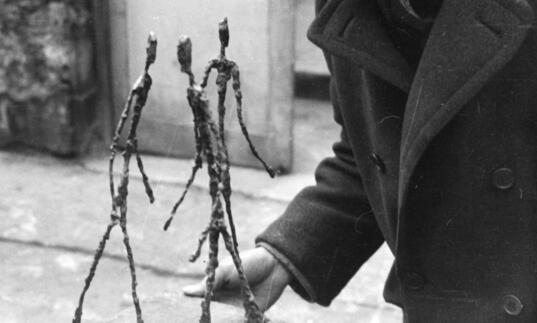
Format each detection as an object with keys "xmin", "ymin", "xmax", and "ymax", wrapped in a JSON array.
[
  {"xmin": 165, "ymin": 19, "xmax": 272, "ymax": 323},
  {"xmin": 72, "ymin": 33, "xmax": 158, "ymax": 323}
]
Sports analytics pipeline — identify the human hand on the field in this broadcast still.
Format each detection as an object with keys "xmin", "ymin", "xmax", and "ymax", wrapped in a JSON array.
[{"xmin": 183, "ymin": 247, "xmax": 292, "ymax": 311}]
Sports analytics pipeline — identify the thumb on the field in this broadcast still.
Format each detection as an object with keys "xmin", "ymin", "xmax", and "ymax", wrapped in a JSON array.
[
  {"xmin": 183, "ymin": 266, "xmax": 231, "ymax": 297},
  {"xmin": 182, "ymin": 277, "xmax": 207, "ymax": 297}
]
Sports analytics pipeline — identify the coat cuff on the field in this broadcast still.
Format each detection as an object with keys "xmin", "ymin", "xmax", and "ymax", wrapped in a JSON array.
[{"xmin": 256, "ymin": 242, "xmax": 318, "ymax": 303}]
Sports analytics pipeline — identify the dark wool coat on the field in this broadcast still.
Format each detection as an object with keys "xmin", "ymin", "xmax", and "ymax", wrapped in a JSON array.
[{"xmin": 257, "ymin": 0, "xmax": 537, "ymax": 321}]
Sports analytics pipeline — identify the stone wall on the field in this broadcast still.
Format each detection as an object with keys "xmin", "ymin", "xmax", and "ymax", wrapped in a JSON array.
[{"xmin": 0, "ymin": 0, "xmax": 96, "ymax": 154}]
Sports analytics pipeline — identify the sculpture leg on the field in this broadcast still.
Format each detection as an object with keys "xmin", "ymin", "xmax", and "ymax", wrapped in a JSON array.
[
  {"xmin": 119, "ymin": 205, "xmax": 144, "ymax": 323},
  {"xmin": 220, "ymin": 228, "xmax": 265, "ymax": 323},
  {"xmin": 200, "ymin": 217, "xmax": 221, "ymax": 323},
  {"xmin": 72, "ymin": 218, "xmax": 118, "ymax": 323},
  {"xmin": 116, "ymin": 144, "xmax": 144, "ymax": 323}
]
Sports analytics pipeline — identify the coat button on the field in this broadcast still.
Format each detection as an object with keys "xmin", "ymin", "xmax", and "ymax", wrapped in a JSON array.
[
  {"xmin": 401, "ymin": 271, "xmax": 425, "ymax": 291},
  {"xmin": 369, "ymin": 153, "xmax": 386, "ymax": 173},
  {"xmin": 491, "ymin": 168, "xmax": 515, "ymax": 190},
  {"xmin": 502, "ymin": 295, "xmax": 523, "ymax": 316}
]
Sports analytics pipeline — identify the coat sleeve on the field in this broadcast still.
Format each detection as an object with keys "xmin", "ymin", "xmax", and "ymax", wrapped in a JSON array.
[{"xmin": 255, "ymin": 69, "xmax": 385, "ymax": 306}]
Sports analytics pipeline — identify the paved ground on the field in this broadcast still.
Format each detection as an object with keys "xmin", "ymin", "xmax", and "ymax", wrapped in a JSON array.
[{"xmin": 0, "ymin": 98, "xmax": 402, "ymax": 322}]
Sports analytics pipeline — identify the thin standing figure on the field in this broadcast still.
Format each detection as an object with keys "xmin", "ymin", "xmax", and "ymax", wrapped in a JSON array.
[
  {"xmin": 73, "ymin": 33, "xmax": 157, "ymax": 323},
  {"xmin": 202, "ymin": 18, "xmax": 276, "ymax": 253}
]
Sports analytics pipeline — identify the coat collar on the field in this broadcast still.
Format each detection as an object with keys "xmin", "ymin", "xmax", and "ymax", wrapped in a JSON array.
[
  {"xmin": 308, "ymin": 0, "xmax": 534, "ymax": 217},
  {"xmin": 398, "ymin": 0, "xmax": 534, "ymax": 214},
  {"xmin": 308, "ymin": 0, "xmax": 414, "ymax": 92}
]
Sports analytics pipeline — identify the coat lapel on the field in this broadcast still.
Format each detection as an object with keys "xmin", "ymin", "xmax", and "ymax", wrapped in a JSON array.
[
  {"xmin": 398, "ymin": 0, "xmax": 534, "ymax": 214},
  {"xmin": 308, "ymin": 0, "xmax": 414, "ymax": 92},
  {"xmin": 308, "ymin": 0, "xmax": 534, "ymax": 240}
]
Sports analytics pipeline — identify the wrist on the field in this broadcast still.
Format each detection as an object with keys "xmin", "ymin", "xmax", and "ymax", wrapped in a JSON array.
[
  {"xmin": 256, "ymin": 243, "xmax": 317, "ymax": 302},
  {"xmin": 273, "ymin": 259, "xmax": 293, "ymax": 284}
]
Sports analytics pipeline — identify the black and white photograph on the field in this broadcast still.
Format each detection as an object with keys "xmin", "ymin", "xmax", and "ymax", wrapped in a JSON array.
[{"xmin": 1, "ymin": 0, "xmax": 535, "ymax": 322}]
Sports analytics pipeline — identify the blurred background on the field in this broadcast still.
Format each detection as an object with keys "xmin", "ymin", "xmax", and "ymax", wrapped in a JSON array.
[
  {"xmin": 0, "ymin": 0, "xmax": 400, "ymax": 322},
  {"xmin": 0, "ymin": 0, "xmax": 329, "ymax": 171}
]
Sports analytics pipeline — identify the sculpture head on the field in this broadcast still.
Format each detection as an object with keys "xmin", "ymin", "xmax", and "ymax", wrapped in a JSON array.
[
  {"xmin": 146, "ymin": 32, "xmax": 157, "ymax": 67},
  {"xmin": 219, "ymin": 18, "xmax": 229, "ymax": 49},
  {"xmin": 177, "ymin": 35, "xmax": 193, "ymax": 73}
]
